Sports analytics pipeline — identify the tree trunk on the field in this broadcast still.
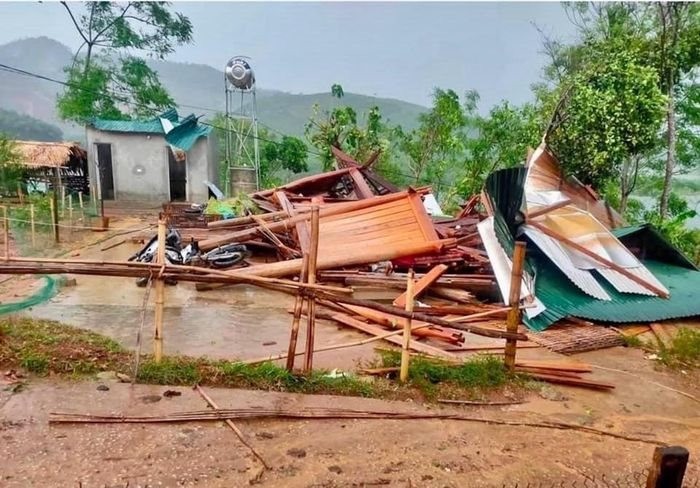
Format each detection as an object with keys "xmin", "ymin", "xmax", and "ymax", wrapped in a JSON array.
[
  {"xmin": 660, "ymin": 82, "xmax": 676, "ymax": 218},
  {"xmin": 619, "ymin": 189, "xmax": 629, "ymax": 215}
]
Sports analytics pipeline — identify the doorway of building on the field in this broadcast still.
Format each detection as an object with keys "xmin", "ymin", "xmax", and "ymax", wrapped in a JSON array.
[
  {"xmin": 168, "ymin": 147, "xmax": 187, "ymax": 201},
  {"xmin": 95, "ymin": 143, "xmax": 114, "ymax": 200}
]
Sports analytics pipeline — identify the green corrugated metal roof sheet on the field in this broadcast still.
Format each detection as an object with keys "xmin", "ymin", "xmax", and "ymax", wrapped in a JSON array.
[
  {"xmin": 91, "ymin": 117, "xmax": 164, "ymax": 134},
  {"xmin": 90, "ymin": 109, "xmax": 211, "ymax": 152},
  {"xmin": 526, "ymin": 259, "xmax": 700, "ymax": 331},
  {"xmin": 165, "ymin": 115, "xmax": 212, "ymax": 152}
]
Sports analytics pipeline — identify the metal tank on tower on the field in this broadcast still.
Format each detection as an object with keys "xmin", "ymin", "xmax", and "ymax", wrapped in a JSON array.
[{"xmin": 223, "ymin": 56, "xmax": 260, "ymax": 195}]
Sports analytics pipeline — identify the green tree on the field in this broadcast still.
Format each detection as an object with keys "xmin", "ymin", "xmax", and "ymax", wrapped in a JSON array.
[
  {"xmin": 645, "ymin": 2, "xmax": 700, "ymax": 217},
  {"xmin": 396, "ymin": 88, "xmax": 467, "ymax": 191},
  {"xmin": 57, "ymin": 1, "xmax": 193, "ymax": 122},
  {"xmin": 211, "ymin": 114, "xmax": 308, "ymax": 188},
  {"xmin": 545, "ymin": 36, "xmax": 666, "ymax": 193},
  {"xmin": 0, "ymin": 135, "xmax": 25, "ymax": 195},
  {"xmin": 450, "ymin": 94, "xmax": 542, "ymax": 201},
  {"xmin": 305, "ymin": 86, "xmax": 392, "ymax": 172},
  {"xmin": 259, "ymin": 135, "xmax": 309, "ymax": 187}
]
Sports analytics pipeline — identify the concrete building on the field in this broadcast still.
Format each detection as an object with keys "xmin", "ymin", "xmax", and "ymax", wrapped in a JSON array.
[{"xmin": 86, "ymin": 109, "xmax": 219, "ymax": 203}]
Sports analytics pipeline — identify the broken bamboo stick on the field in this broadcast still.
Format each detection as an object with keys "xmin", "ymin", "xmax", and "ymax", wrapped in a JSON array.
[
  {"xmin": 303, "ymin": 205, "xmax": 320, "ymax": 372},
  {"xmin": 504, "ymin": 242, "xmax": 526, "ymax": 372},
  {"xmin": 47, "ymin": 407, "xmax": 662, "ymax": 446},
  {"xmin": 400, "ymin": 269, "xmax": 415, "ymax": 382},
  {"xmin": 194, "ymin": 385, "xmax": 270, "ymax": 469}
]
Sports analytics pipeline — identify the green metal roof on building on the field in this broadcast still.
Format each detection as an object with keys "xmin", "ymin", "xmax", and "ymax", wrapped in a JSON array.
[
  {"xmin": 526, "ymin": 258, "xmax": 700, "ymax": 331},
  {"xmin": 91, "ymin": 117, "xmax": 165, "ymax": 134},
  {"xmin": 90, "ymin": 109, "xmax": 212, "ymax": 152}
]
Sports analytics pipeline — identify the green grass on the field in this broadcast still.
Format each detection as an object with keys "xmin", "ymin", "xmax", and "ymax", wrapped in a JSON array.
[
  {"xmin": 658, "ymin": 327, "xmax": 700, "ymax": 369},
  {"xmin": 0, "ymin": 317, "xmax": 523, "ymax": 401},
  {"xmin": 378, "ymin": 350, "xmax": 515, "ymax": 400}
]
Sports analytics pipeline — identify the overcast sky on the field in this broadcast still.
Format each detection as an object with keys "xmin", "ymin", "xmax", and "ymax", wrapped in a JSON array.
[{"xmin": 0, "ymin": 1, "xmax": 577, "ymax": 109}]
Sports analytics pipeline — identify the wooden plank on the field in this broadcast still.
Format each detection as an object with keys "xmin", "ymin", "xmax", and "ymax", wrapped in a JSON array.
[
  {"xmin": 525, "ymin": 372, "xmax": 615, "ymax": 390},
  {"xmin": 515, "ymin": 360, "xmax": 592, "ymax": 373},
  {"xmin": 393, "ymin": 264, "xmax": 449, "ymax": 308},
  {"xmin": 275, "ymin": 190, "xmax": 310, "ymax": 252},
  {"xmin": 526, "ymin": 199, "xmax": 573, "ymax": 219}
]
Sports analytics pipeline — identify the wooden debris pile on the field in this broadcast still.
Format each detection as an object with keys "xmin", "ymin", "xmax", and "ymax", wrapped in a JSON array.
[{"xmin": 156, "ymin": 148, "xmax": 625, "ymax": 390}]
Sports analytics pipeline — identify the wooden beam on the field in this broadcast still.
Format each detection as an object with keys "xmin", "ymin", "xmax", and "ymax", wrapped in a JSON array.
[
  {"xmin": 527, "ymin": 220, "xmax": 669, "ymax": 298},
  {"xmin": 348, "ymin": 168, "xmax": 375, "ymax": 199},
  {"xmin": 526, "ymin": 199, "xmax": 572, "ymax": 219},
  {"xmin": 393, "ymin": 264, "xmax": 448, "ymax": 308}
]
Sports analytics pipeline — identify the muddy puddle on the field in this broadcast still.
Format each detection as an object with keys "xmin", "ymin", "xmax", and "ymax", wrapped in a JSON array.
[{"xmin": 23, "ymin": 241, "xmax": 378, "ymax": 369}]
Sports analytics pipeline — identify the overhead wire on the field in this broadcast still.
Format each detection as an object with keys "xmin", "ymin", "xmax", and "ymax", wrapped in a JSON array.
[{"xmin": 0, "ymin": 62, "xmax": 435, "ymax": 185}]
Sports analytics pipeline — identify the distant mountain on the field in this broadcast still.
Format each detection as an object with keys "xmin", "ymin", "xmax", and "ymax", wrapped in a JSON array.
[
  {"xmin": 0, "ymin": 37, "xmax": 426, "ymax": 142},
  {"xmin": 0, "ymin": 108, "xmax": 63, "ymax": 141}
]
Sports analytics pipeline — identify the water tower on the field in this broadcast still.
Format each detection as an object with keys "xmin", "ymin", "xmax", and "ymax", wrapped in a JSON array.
[{"xmin": 224, "ymin": 56, "xmax": 260, "ymax": 194}]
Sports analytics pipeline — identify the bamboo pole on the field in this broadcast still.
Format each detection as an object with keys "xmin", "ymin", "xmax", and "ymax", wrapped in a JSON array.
[
  {"xmin": 303, "ymin": 205, "xmax": 320, "ymax": 372},
  {"xmin": 29, "ymin": 204, "xmax": 36, "ymax": 248},
  {"xmin": 285, "ymin": 253, "xmax": 309, "ymax": 371},
  {"xmin": 78, "ymin": 191, "xmax": 84, "ymax": 209},
  {"xmin": 60, "ymin": 186, "xmax": 66, "ymax": 217},
  {"xmin": 68, "ymin": 194, "xmax": 73, "ymax": 238},
  {"xmin": 154, "ymin": 219, "xmax": 166, "ymax": 362},
  {"xmin": 504, "ymin": 242, "xmax": 526, "ymax": 373},
  {"xmin": 3, "ymin": 206, "xmax": 8, "ymax": 261},
  {"xmin": 399, "ymin": 269, "xmax": 415, "ymax": 383},
  {"xmin": 91, "ymin": 183, "xmax": 97, "ymax": 213},
  {"xmin": 247, "ymin": 312, "xmax": 448, "ymax": 365},
  {"xmin": 194, "ymin": 385, "xmax": 270, "ymax": 470},
  {"xmin": 1, "ymin": 256, "xmax": 350, "ymax": 294},
  {"xmin": 50, "ymin": 191, "xmax": 59, "ymax": 243}
]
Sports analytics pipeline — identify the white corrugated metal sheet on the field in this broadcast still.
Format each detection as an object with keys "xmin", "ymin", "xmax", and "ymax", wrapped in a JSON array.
[
  {"xmin": 523, "ymin": 226, "xmax": 611, "ymax": 300},
  {"xmin": 478, "ymin": 217, "xmax": 545, "ymax": 318}
]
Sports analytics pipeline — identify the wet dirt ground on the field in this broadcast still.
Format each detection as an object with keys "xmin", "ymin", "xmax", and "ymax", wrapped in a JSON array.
[
  {"xmin": 3, "ymin": 217, "xmax": 700, "ymax": 486},
  {"xmin": 21, "ymin": 224, "xmax": 382, "ymax": 369},
  {"xmin": 1, "ymin": 347, "xmax": 699, "ymax": 487}
]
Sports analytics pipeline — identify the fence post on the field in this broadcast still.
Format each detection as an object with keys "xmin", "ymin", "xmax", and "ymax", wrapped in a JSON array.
[
  {"xmin": 50, "ymin": 191, "xmax": 59, "ymax": 244},
  {"xmin": 3, "ymin": 206, "xmax": 9, "ymax": 261},
  {"xmin": 400, "ymin": 268, "xmax": 415, "ymax": 383},
  {"xmin": 60, "ymin": 186, "xmax": 66, "ymax": 218},
  {"xmin": 302, "ymin": 205, "xmax": 320, "ymax": 372},
  {"xmin": 68, "ymin": 194, "xmax": 73, "ymax": 238},
  {"xmin": 504, "ymin": 241, "xmax": 526, "ymax": 372},
  {"xmin": 646, "ymin": 445, "xmax": 689, "ymax": 488},
  {"xmin": 153, "ymin": 219, "xmax": 166, "ymax": 362},
  {"xmin": 29, "ymin": 204, "xmax": 36, "ymax": 248}
]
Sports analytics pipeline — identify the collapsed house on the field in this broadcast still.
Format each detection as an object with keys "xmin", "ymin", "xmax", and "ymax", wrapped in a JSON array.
[
  {"xmin": 143, "ymin": 143, "xmax": 699, "ymax": 386},
  {"xmin": 86, "ymin": 109, "xmax": 217, "ymax": 203}
]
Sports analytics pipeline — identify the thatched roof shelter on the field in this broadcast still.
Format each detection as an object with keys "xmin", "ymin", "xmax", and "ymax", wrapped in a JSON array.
[{"xmin": 14, "ymin": 141, "xmax": 87, "ymax": 169}]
